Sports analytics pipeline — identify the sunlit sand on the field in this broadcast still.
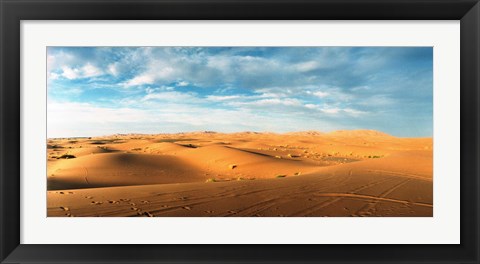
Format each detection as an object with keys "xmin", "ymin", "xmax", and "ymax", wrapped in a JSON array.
[{"xmin": 47, "ymin": 130, "xmax": 432, "ymax": 217}]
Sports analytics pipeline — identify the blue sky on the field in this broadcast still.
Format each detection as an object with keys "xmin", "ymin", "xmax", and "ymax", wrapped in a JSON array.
[{"xmin": 47, "ymin": 47, "xmax": 433, "ymax": 138}]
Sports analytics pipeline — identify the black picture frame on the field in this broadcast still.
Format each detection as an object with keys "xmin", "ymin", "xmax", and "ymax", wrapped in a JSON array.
[{"xmin": 1, "ymin": 0, "xmax": 479, "ymax": 263}]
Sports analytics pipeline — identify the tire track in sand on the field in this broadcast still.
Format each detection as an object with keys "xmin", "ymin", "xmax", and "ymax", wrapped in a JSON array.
[
  {"xmin": 354, "ymin": 178, "xmax": 412, "ymax": 216},
  {"xmin": 290, "ymin": 176, "xmax": 396, "ymax": 216}
]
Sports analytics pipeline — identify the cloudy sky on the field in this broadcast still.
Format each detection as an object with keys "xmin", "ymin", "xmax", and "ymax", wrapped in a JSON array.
[{"xmin": 47, "ymin": 47, "xmax": 432, "ymax": 138}]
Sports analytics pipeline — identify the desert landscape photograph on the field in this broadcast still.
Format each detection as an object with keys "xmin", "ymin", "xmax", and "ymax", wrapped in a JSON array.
[{"xmin": 47, "ymin": 47, "xmax": 433, "ymax": 217}]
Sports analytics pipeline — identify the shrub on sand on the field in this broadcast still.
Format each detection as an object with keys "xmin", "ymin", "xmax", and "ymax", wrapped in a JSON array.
[{"xmin": 57, "ymin": 154, "xmax": 76, "ymax": 159}]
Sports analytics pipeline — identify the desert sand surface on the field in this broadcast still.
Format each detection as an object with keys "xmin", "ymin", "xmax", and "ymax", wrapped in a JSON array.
[{"xmin": 47, "ymin": 130, "xmax": 433, "ymax": 217}]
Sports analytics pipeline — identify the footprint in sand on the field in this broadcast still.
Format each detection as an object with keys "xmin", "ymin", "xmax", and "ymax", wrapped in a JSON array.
[
  {"xmin": 141, "ymin": 200, "xmax": 150, "ymax": 204},
  {"xmin": 85, "ymin": 196, "xmax": 93, "ymax": 199},
  {"xmin": 143, "ymin": 211, "xmax": 154, "ymax": 217},
  {"xmin": 359, "ymin": 212, "xmax": 373, "ymax": 216},
  {"xmin": 91, "ymin": 201, "xmax": 103, "ymax": 205},
  {"xmin": 60, "ymin": 206, "xmax": 69, "ymax": 211},
  {"xmin": 182, "ymin": 206, "xmax": 192, "ymax": 210}
]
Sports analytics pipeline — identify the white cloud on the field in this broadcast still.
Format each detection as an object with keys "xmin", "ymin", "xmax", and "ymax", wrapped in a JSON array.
[
  {"xmin": 144, "ymin": 86, "xmax": 175, "ymax": 95},
  {"xmin": 257, "ymin": 92, "xmax": 288, "ymax": 98},
  {"xmin": 122, "ymin": 67, "xmax": 175, "ymax": 88},
  {"xmin": 108, "ymin": 63, "xmax": 118, "ymax": 76},
  {"xmin": 206, "ymin": 95, "xmax": 242, "ymax": 101},
  {"xmin": 59, "ymin": 63, "xmax": 103, "ymax": 80},
  {"xmin": 321, "ymin": 108, "xmax": 341, "ymax": 114},
  {"xmin": 304, "ymin": 104, "xmax": 319, "ymax": 110},
  {"xmin": 311, "ymin": 91, "xmax": 329, "ymax": 98},
  {"xmin": 47, "ymin": 100, "xmax": 339, "ymax": 138},
  {"xmin": 230, "ymin": 98, "xmax": 302, "ymax": 107},
  {"xmin": 260, "ymin": 98, "xmax": 302, "ymax": 106},
  {"xmin": 142, "ymin": 91, "xmax": 198, "ymax": 102},
  {"xmin": 320, "ymin": 107, "xmax": 367, "ymax": 116},
  {"xmin": 207, "ymin": 56, "xmax": 231, "ymax": 70},
  {"xmin": 49, "ymin": 85, "xmax": 366, "ymax": 138},
  {"xmin": 258, "ymin": 87, "xmax": 330, "ymax": 99},
  {"xmin": 177, "ymin": 81, "xmax": 189, "ymax": 86},
  {"xmin": 47, "ymin": 55, "xmax": 56, "ymax": 73},
  {"xmin": 61, "ymin": 66, "xmax": 80, "ymax": 80},
  {"xmin": 47, "ymin": 51, "xmax": 76, "ymax": 73},
  {"xmin": 48, "ymin": 72, "xmax": 60, "ymax": 80},
  {"xmin": 123, "ymin": 74, "xmax": 155, "ymax": 87},
  {"xmin": 343, "ymin": 108, "xmax": 367, "ymax": 116},
  {"xmin": 295, "ymin": 61, "xmax": 319, "ymax": 72},
  {"xmin": 145, "ymin": 87, "xmax": 157, "ymax": 94},
  {"xmin": 82, "ymin": 63, "xmax": 102, "ymax": 78},
  {"xmin": 158, "ymin": 67, "xmax": 175, "ymax": 79},
  {"xmin": 47, "ymin": 102, "xmax": 149, "ymax": 137}
]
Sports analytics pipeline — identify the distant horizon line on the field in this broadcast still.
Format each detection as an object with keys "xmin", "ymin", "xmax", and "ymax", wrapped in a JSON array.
[{"xmin": 47, "ymin": 129, "xmax": 433, "ymax": 139}]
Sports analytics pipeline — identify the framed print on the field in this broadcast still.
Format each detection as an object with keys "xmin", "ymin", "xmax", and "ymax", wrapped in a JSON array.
[
  {"xmin": 1, "ymin": 0, "xmax": 479, "ymax": 263},
  {"xmin": 44, "ymin": 45, "xmax": 436, "ymax": 219}
]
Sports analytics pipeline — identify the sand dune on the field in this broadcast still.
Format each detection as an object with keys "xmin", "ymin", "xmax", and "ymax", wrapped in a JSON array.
[
  {"xmin": 47, "ymin": 130, "xmax": 433, "ymax": 217},
  {"xmin": 178, "ymin": 145, "xmax": 320, "ymax": 179},
  {"xmin": 144, "ymin": 142, "xmax": 194, "ymax": 154},
  {"xmin": 48, "ymin": 153, "xmax": 204, "ymax": 190}
]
